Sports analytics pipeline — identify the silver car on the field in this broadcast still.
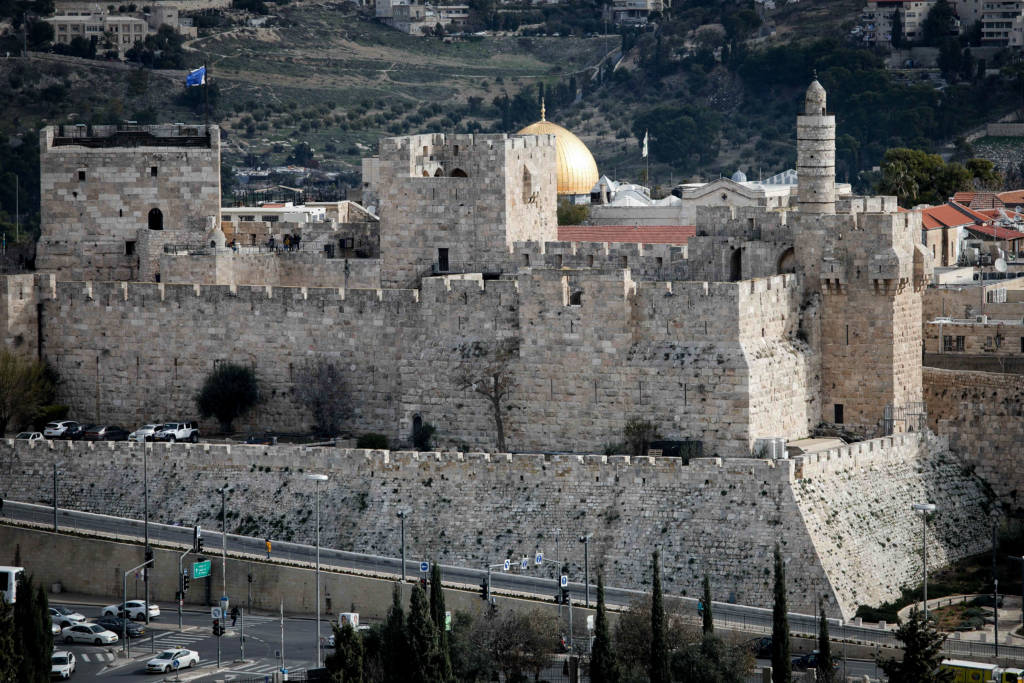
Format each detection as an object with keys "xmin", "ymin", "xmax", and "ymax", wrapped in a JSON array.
[
  {"xmin": 128, "ymin": 424, "xmax": 163, "ymax": 442},
  {"xmin": 60, "ymin": 623, "xmax": 118, "ymax": 645},
  {"xmin": 43, "ymin": 421, "xmax": 79, "ymax": 439},
  {"xmin": 49, "ymin": 605, "xmax": 87, "ymax": 628}
]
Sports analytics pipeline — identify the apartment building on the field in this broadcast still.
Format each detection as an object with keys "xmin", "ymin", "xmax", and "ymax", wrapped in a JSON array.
[
  {"xmin": 981, "ymin": 0, "xmax": 1024, "ymax": 44},
  {"xmin": 857, "ymin": 0, "xmax": 936, "ymax": 45}
]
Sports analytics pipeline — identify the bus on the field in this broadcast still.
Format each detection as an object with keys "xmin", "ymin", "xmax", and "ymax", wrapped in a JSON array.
[
  {"xmin": 942, "ymin": 660, "xmax": 1023, "ymax": 683},
  {"xmin": 0, "ymin": 566, "xmax": 24, "ymax": 605}
]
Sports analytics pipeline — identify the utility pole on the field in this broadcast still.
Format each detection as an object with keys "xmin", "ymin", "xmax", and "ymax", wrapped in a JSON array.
[
  {"xmin": 993, "ymin": 514, "xmax": 1000, "ymax": 658},
  {"xmin": 579, "ymin": 533, "xmax": 592, "ymax": 608},
  {"xmin": 279, "ymin": 599, "xmax": 285, "ymax": 679},
  {"xmin": 14, "ymin": 175, "xmax": 19, "ymax": 243},
  {"xmin": 221, "ymin": 487, "xmax": 227, "ymax": 600},
  {"xmin": 52, "ymin": 463, "xmax": 57, "ymax": 532},
  {"xmin": 398, "ymin": 510, "xmax": 407, "ymax": 587},
  {"xmin": 239, "ymin": 608, "xmax": 245, "ymax": 662},
  {"xmin": 144, "ymin": 447, "xmax": 150, "ymax": 625}
]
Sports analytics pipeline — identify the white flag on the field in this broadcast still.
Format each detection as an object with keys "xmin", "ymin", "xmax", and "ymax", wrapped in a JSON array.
[{"xmin": 642, "ymin": 130, "xmax": 648, "ymax": 158}]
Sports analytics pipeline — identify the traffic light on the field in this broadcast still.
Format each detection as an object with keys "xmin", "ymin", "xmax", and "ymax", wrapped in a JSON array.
[
  {"xmin": 144, "ymin": 546, "xmax": 154, "ymax": 565},
  {"xmin": 560, "ymin": 588, "xmax": 570, "ymax": 605},
  {"xmin": 419, "ymin": 577, "xmax": 427, "ymax": 590},
  {"xmin": 212, "ymin": 619, "xmax": 221, "ymax": 636},
  {"xmin": 194, "ymin": 525, "xmax": 204, "ymax": 553},
  {"xmin": 182, "ymin": 570, "xmax": 190, "ymax": 594},
  {"xmin": 480, "ymin": 581, "xmax": 488, "ymax": 600}
]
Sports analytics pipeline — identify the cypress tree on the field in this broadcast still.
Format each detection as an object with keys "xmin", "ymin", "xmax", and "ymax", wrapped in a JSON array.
[
  {"xmin": 817, "ymin": 597, "xmax": 833, "ymax": 683},
  {"xmin": 702, "ymin": 574, "xmax": 714, "ymax": 636},
  {"xmin": 0, "ymin": 598, "xmax": 20, "ymax": 683},
  {"xmin": 381, "ymin": 585, "xmax": 411, "ymax": 683},
  {"xmin": 427, "ymin": 562, "xmax": 453, "ymax": 682},
  {"xmin": 325, "ymin": 621, "xmax": 364, "ymax": 683},
  {"xmin": 649, "ymin": 551, "xmax": 669, "ymax": 683},
  {"xmin": 13, "ymin": 575, "xmax": 50, "ymax": 683},
  {"xmin": 406, "ymin": 584, "xmax": 446, "ymax": 683},
  {"xmin": 771, "ymin": 544, "xmax": 791, "ymax": 683},
  {"xmin": 589, "ymin": 573, "xmax": 619, "ymax": 683}
]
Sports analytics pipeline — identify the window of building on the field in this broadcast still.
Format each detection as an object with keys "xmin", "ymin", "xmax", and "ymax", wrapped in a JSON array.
[
  {"xmin": 522, "ymin": 253, "xmax": 530, "ymax": 266},
  {"xmin": 943, "ymin": 335, "xmax": 953, "ymax": 352},
  {"xmin": 587, "ymin": 255, "xmax": 594, "ymax": 267},
  {"xmin": 148, "ymin": 207, "xmax": 163, "ymax": 230},
  {"xmin": 78, "ymin": 170, "xmax": 86, "ymax": 181},
  {"xmin": 554, "ymin": 254, "xmax": 563, "ymax": 268},
  {"xmin": 261, "ymin": 215, "xmax": 280, "ymax": 222},
  {"xmin": 125, "ymin": 240, "xmax": 136, "ymax": 256},
  {"xmin": 834, "ymin": 404, "xmax": 844, "ymax": 424},
  {"xmin": 151, "ymin": 166, "xmax": 158, "ymax": 177},
  {"xmin": 240, "ymin": 215, "xmax": 255, "ymax": 221},
  {"xmin": 437, "ymin": 248, "xmax": 449, "ymax": 273},
  {"xmin": 569, "ymin": 291, "xmax": 583, "ymax": 306}
]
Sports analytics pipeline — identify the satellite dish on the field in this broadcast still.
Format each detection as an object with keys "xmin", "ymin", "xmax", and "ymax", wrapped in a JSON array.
[{"xmin": 995, "ymin": 258, "xmax": 1007, "ymax": 273}]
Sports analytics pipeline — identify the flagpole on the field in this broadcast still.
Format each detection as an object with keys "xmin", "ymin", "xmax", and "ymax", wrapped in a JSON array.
[{"xmin": 203, "ymin": 62, "xmax": 209, "ymax": 127}]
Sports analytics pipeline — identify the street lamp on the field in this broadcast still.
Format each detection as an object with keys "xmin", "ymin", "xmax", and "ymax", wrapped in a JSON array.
[
  {"xmin": 911, "ymin": 503, "xmax": 936, "ymax": 621},
  {"xmin": 397, "ymin": 510, "xmax": 409, "ymax": 586},
  {"xmin": 306, "ymin": 474, "xmax": 328, "ymax": 669},
  {"xmin": 579, "ymin": 533, "xmax": 592, "ymax": 608}
]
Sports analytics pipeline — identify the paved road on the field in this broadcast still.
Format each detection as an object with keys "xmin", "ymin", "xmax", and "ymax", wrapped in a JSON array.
[{"xmin": 6, "ymin": 498, "xmax": 1021, "ymax": 664}]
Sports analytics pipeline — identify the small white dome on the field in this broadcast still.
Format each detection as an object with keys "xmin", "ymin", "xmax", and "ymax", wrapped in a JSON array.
[{"xmin": 731, "ymin": 170, "xmax": 747, "ymax": 183}]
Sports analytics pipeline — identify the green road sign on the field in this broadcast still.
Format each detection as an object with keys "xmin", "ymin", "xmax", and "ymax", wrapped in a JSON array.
[{"xmin": 192, "ymin": 560, "xmax": 212, "ymax": 579}]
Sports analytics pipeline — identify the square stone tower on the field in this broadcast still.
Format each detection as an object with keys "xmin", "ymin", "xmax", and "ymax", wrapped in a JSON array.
[
  {"xmin": 38, "ymin": 123, "xmax": 221, "ymax": 282},
  {"xmin": 375, "ymin": 133, "xmax": 558, "ymax": 288}
]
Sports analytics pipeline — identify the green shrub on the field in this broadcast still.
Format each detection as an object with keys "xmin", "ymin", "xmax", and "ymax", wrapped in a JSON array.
[
  {"xmin": 32, "ymin": 405, "xmax": 69, "ymax": 431},
  {"xmin": 357, "ymin": 433, "xmax": 388, "ymax": 449}
]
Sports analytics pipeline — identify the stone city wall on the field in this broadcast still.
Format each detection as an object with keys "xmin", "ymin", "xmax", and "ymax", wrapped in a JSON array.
[
  {"xmin": 160, "ymin": 252, "xmax": 382, "ymax": 289},
  {"xmin": 25, "ymin": 269, "xmax": 811, "ymax": 457},
  {"xmin": 924, "ymin": 367, "xmax": 1024, "ymax": 507},
  {"xmin": 0, "ymin": 432, "xmax": 993, "ymax": 619}
]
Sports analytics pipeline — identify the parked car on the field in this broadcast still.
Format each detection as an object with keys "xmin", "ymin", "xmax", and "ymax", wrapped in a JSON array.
[
  {"xmin": 245, "ymin": 433, "xmax": 275, "ymax": 445},
  {"xmin": 65, "ymin": 424, "xmax": 93, "ymax": 440},
  {"xmin": 746, "ymin": 635, "xmax": 772, "ymax": 659},
  {"xmin": 51, "ymin": 651, "xmax": 76, "ymax": 679},
  {"xmin": 44, "ymin": 421, "xmax": 80, "ymax": 439},
  {"xmin": 82, "ymin": 425, "xmax": 130, "ymax": 441},
  {"xmin": 14, "ymin": 432, "xmax": 43, "ymax": 441},
  {"xmin": 793, "ymin": 651, "xmax": 839, "ymax": 671},
  {"xmin": 60, "ymin": 623, "xmax": 118, "ymax": 645},
  {"xmin": 128, "ymin": 424, "xmax": 164, "ymax": 442},
  {"xmin": 102, "ymin": 600, "xmax": 159, "ymax": 621},
  {"xmin": 94, "ymin": 615, "xmax": 146, "ymax": 638},
  {"xmin": 49, "ymin": 606, "xmax": 87, "ymax": 628},
  {"xmin": 153, "ymin": 422, "xmax": 199, "ymax": 443},
  {"xmin": 51, "ymin": 622, "xmax": 61, "ymax": 636},
  {"xmin": 145, "ymin": 649, "xmax": 199, "ymax": 673}
]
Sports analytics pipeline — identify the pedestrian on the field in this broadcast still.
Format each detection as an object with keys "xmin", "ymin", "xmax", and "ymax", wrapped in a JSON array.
[
  {"xmin": 293, "ymin": 233, "xmax": 301, "ymax": 251},
  {"xmin": 265, "ymin": 538, "xmax": 272, "ymax": 559},
  {"xmin": 230, "ymin": 606, "xmax": 239, "ymax": 626},
  {"xmin": 283, "ymin": 234, "xmax": 291, "ymax": 252}
]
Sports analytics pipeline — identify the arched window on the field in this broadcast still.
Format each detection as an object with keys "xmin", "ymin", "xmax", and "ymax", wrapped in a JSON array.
[
  {"xmin": 569, "ymin": 291, "xmax": 583, "ymax": 306},
  {"xmin": 148, "ymin": 208, "xmax": 163, "ymax": 230},
  {"xmin": 422, "ymin": 170, "xmax": 430, "ymax": 177},
  {"xmin": 777, "ymin": 247, "xmax": 796, "ymax": 275},
  {"xmin": 434, "ymin": 168, "xmax": 445, "ymax": 177},
  {"xmin": 522, "ymin": 166, "xmax": 533, "ymax": 203},
  {"xmin": 451, "ymin": 168, "xmax": 467, "ymax": 178},
  {"xmin": 412, "ymin": 414, "xmax": 423, "ymax": 435}
]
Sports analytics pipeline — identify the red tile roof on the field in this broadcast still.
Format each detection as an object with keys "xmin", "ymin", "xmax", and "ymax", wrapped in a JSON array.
[
  {"xmin": 919, "ymin": 202, "xmax": 989, "ymax": 230},
  {"xmin": 952, "ymin": 192, "xmax": 975, "ymax": 205},
  {"xmin": 966, "ymin": 224, "xmax": 1024, "ymax": 241},
  {"xmin": 999, "ymin": 190, "xmax": 1024, "ymax": 206},
  {"xmin": 557, "ymin": 225, "xmax": 696, "ymax": 245}
]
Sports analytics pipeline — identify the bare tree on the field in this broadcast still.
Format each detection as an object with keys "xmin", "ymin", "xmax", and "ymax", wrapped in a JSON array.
[
  {"xmin": 292, "ymin": 358, "xmax": 350, "ymax": 436},
  {"xmin": 453, "ymin": 338, "xmax": 518, "ymax": 453}
]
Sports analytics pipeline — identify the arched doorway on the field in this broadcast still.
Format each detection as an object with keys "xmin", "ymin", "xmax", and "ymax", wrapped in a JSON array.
[
  {"xmin": 451, "ymin": 168, "xmax": 467, "ymax": 177},
  {"xmin": 729, "ymin": 248, "xmax": 742, "ymax": 282},
  {"xmin": 434, "ymin": 168, "xmax": 445, "ymax": 177},
  {"xmin": 148, "ymin": 208, "xmax": 163, "ymax": 230},
  {"xmin": 777, "ymin": 247, "xmax": 796, "ymax": 274}
]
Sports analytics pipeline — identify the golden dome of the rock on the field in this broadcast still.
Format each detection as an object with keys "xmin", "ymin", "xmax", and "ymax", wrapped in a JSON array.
[{"xmin": 518, "ymin": 105, "xmax": 599, "ymax": 196}]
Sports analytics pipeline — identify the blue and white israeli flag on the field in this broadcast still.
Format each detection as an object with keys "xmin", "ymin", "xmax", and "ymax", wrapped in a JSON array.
[{"xmin": 185, "ymin": 66, "xmax": 206, "ymax": 87}]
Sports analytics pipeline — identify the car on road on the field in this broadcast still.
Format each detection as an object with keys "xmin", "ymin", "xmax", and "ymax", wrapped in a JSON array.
[
  {"xmin": 102, "ymin": 600, "xmax": 159, "ymax": 621},
  {"xmin": 83, "ymin": 425, "xmax": 130, "ymax": 441},
  {"xmin": 51, "ymin": 651, "xmax": 76, "ymax": 679},
  {"xmin": 94, "ymin": 615, "xmax": 146, "ymax": 638},
  {"xmin": 146, "ymin": 648, "xmax": 200, "ymax": 673},
  {"xmin": 792, "ymin": 650, "xmax": 839, "ymax": 671},
  {"xmin": 153, "ymin": 422, "xmax": 199, "ymax": 443},
  {"xmin": 49, "ymin": 606, "xmax": 87, "ymax": 628},
  {"xmin": 64, "ymin": 424, "xmax": 93, "ymax": 440},
  {"xmin": 60, "ymin": 623, "xmax": 119, "ymax": 645},
  {"xmin": 44, "ymin": 421, "xmax": 80, "ymax": 439},
  {"xmin": 128, "ymin": 424, "xmax": 164, "ymax": 442},
  {"xmin": 14, "ymin": 432, "xmax": 43, "ymax": 441}
]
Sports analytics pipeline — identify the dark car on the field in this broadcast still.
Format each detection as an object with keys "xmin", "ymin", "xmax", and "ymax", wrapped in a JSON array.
[
  {"xmin": 746, "ymin": 636, "xmax": 772, "ymax": 659},
  {"xmin": 83, "ymin": 425, "xmax": 129, "ymax": 441},
  {"xmin": 245, "ymin": 433, "xmax": 276, "ymax": 445},
  {"xmin": 65, "ymin": 424, "xmax": 94, "ymax": 440},
  {"xmin": 793, "ymin": 651, "xmax": 839, "ymax": 671},
  {"xmin": 94, "ymin": 616, "xmax": 146, "ymax": 638}
]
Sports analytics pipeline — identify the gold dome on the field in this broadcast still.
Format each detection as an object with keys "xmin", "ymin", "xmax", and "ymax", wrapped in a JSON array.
[{"xmin": 517, "ymin": 105, "xmax": 599, "ymax": 196}]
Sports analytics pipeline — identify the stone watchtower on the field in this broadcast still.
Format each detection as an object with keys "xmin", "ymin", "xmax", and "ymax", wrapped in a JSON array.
[
  {"xmin": 796, "ymin": 79, "xmax": 836, "ymax": 215},
  {"xmin": 37, "ymin": 123, "xmax": 221, "ymax": 282},
  {"xmin": 793, "ymin": 79, "xmax": 931, "ymax": 435}
]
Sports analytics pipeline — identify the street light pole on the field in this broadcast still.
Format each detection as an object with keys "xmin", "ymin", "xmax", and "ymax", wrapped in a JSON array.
[
  {"xmin": 221, "ymin": 487, "xmax": 227, "ymax": 600},
  {"xmin": 579, "ymin": 533, "xmax": 592, "ymax": 609},
  {"xmin": 307, "ymin": 474, "xmax": 328, "ymax": 669},
  {"xmin": 911, "ymin": 503, "xmax": 937, "ymax": 622},
  {"xmin": 397, "ymin": 510, "xmax": 408, "ymax": 586},
  {"xmin": 144, "ymin": 447, "xmax": 150, "ymax": 625},
  {"xmin": 52, "ymin": 463, "xmax": 58, "ymax": 532}
]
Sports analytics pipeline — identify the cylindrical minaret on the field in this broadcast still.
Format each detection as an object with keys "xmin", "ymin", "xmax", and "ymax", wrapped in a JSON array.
[{"xmin": 797, "ymin": 79, "xmax": 836, "ymax": 215}]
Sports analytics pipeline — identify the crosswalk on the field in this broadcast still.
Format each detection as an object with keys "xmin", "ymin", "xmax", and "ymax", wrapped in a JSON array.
[
  {"xmin": 227, "ymin": 662, "xmax": 307, "ymax": 676},
  {"xmin": 150, "ymin": 630, "xmax": 210, "ymax": 649},
  {"xmin": 76, "ymin": 651, "xmax": 117, "ymax": 663}
]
